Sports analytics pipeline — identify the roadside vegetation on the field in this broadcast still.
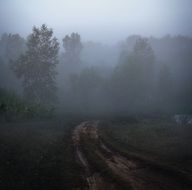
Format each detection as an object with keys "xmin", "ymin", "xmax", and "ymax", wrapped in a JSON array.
[
  {"xmin": 72, "ymin": 121, "xmax": 192, "ymax": 190},
  {"xmin": 98, "ymin": 117, "xmax": 192, "ymax": 177},
  {"xmin": 0, "ymin": 88, "xmax": 56, "ymax": 122}
]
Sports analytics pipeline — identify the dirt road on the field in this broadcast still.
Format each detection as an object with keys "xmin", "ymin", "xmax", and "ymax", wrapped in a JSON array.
[{"xmin": 72, "ymin": 121, "xmax": 191, "ymax": 190}]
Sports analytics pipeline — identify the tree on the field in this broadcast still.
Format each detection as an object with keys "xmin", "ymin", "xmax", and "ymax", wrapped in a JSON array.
[
  {"xmin": 157, "ymin": 64, "xmax": 173, "ymax": 112},
  {"xmin": 0, "ymin": 33, "xmax": 25, "ymax": 62},
  {"xmin": 110, "ymin": 37, "xmax": 155, "ymax": 113},
  {"xmin": 131, "ymin": 38, "xmax": 155, "ymax": 101},
  {"xmin": 0, "ymin": 33, "xmax": 25, "ymax": 90},
  {"xmin": 69, "ymin": 67, "xmax": 103, "ymax": 113},
  {"xmin": 62, "ymin": 33, "xmax": 82, "ymax": 65},
  {"xmin": 12, "ymin": 24, "xmax": 59, "ymax": 105}
]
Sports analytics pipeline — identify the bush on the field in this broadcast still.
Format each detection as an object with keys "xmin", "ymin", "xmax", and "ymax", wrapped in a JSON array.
[{"xmin": 0, "ymin": 88, "xmax": 55, "ymax": 121}]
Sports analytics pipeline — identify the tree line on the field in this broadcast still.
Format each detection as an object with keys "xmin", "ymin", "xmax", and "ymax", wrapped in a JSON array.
[{"xmin": 0, "ymin": 24, "xmax": 192, "ymax": 115}]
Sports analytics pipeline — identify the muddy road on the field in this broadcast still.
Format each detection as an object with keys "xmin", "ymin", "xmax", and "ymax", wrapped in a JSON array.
[{"xmin": 72, "ymin": 121, "xmax": 192, "ymax": 190}]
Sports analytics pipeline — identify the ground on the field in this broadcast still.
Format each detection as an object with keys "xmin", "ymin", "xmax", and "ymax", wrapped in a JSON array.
[
  {"xmin": 0, "ymin": 117, "xmax": 192, "ymax": 189},
  {"xmin": 72, "ymin": 120, "xmax": 192, "ymax": 190}
]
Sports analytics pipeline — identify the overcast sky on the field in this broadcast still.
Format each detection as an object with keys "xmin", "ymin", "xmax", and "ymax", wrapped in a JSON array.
[{"xmin": 0, "ymin": 0, "xmax": 192, "ymax": 43}]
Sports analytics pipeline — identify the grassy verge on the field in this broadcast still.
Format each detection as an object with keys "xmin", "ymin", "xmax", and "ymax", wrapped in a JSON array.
[
  {"xmin": 98, "ymin": 118, "xmax": 192, "ymax": 183},
  {"xmin": 99, "ymin": 118, "xmax": 192, "ymax": 161}
]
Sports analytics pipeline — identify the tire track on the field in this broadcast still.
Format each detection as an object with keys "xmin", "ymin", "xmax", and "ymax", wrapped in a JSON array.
[
  {"xmin": 72, "ymin": 121, "xmax": 117, "ymax": 190},
  {"xmin": 72, "ymin": 121, "xmax": 191, "ymax": 190}
]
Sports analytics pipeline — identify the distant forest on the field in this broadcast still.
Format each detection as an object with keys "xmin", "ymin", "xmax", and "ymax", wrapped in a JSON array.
[{"xmin": 0, "ymin": 24, "xmax": 192, "ymax": 115}]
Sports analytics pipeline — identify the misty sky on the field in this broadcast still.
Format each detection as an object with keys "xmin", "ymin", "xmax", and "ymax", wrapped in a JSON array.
[{"xmin": 0, "ymin": 0, "xmax": 192, "ymax": 43}]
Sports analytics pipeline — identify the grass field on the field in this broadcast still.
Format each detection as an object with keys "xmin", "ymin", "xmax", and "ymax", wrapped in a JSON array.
[
  {"xmin": 0, "ymin": 119, "xmax": 85, "ymax": 190},
  {"xmin": 1, "ymin": 116, "xmax": 192, "ymax": 189},
  {"xmin": 99, "ymin": 117, "xmax": 192, "ymax": 174}
]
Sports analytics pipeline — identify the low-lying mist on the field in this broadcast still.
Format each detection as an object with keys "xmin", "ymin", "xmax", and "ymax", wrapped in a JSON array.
[{"xmin": 0, "ymin": 25, "xmax": 192, "ymax": 118}]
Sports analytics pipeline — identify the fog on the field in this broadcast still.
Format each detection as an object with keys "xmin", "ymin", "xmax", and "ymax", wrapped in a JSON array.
[
  {"xmin": 0, "ymin": 0, "xmax": 192, "ymax": 116},
  {"xmin": 1, "ymin": 2, "xmax": 192, "ymax": 189},
  {"xmin": 1, "ymin": 0, "xmax": 192, "ymax": 43}
]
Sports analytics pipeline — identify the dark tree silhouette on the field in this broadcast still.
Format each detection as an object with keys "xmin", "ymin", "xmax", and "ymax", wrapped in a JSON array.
[
  {"xmin": 0, "ymin": 33, "xmax": 25, "ymax": 62},
  {"xmin": 110, "ymin": 37, "xmax": 155, "ymax": 112},
  {"xmin": 63, "ymin": 33, "xmax": 82, "ymax": 65},
  {"xmin": 12, "ymin": 24, "xmax": 59, "ymax": 105},
  {"xmin": 0, "ymin": 33, "xmax": 25, "ymax": 90},
  {"xmin": 131, "ymin": 38, "xmax": 155, "ymax": 99}
]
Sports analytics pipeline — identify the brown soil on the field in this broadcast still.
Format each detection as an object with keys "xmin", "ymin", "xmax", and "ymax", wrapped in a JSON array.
[{"xmin": 72, "ymin": 121, "xmax": 191, "ymax": 190}]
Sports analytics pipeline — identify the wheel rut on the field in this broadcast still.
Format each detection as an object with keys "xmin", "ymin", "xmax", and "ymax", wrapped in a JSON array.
[{"xmin": 72, "ymin": 121, "xmax": 191, "ymax": 190}]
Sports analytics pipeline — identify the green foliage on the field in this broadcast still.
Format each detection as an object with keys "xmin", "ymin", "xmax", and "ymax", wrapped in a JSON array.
[
  {"xmin": 0, "ymin": 88, "xmax": 24, "ymax": 114},
  {"xmin": 0, "ymin": 88, "xmax": 55, "ymax": 121},
  {"xmin": 12, "ymin": 24, "xmax": 59, "ymax": 106}
]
